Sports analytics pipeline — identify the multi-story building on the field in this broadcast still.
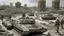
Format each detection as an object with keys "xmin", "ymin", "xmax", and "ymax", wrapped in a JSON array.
[
  {"xmin": 38, "ymin": 0, "xmax": 46, "ymax": 11},
  {"xmin": 52, "ymin": 0, "xmax": 60, "ymax": 10},
  {"xmin": 10, "ymin": 3, "xmax": 13, "ymax": 8},
  {"xmin": 15, "ymin": 2, "xmax": 21, "ymax": 8}
]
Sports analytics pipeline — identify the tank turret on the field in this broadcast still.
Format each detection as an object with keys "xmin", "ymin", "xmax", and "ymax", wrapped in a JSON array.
[{"xmin": 19, "ymin": 18, "xmax": 35, "ymax": 24}]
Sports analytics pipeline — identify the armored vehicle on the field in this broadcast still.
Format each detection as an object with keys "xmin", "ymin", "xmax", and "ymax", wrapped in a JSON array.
[
  {"xmin": 2, "ymin": 19, "xmax": 13, "ymax": 30},
  {"xmin": 41, "ymin": 13, "xmax": 56, "ymax": 20},
  {"xmin": 13, "ymin": 17, "xmax": 47, "ymax": 36},
  {"xmin": 28, "ymin": 13, "xmax": 34, "ymax": 16},
  {"xmin": 0, "ymin": 25, "xmax": 13, "ymax": 36}
]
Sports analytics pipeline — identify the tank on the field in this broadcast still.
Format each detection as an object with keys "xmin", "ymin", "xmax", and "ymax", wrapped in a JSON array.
[
  {"xmin": 2, "ymin": 19, "xmax": 13, "ymax": 30},
  {"xmin": 0, "ymin": 25, "xmax": 13, "ymax": 36},
  {"xmin": 28, "ymin": 13, "xmax": 34, "ymax": 16},
  {"xmin": 41, "ymin": 13, "xmax": 56, "ymax": 20},
  {"xmin": 13, "ymin": 18, "xmax": 47, "ymax": 36}
]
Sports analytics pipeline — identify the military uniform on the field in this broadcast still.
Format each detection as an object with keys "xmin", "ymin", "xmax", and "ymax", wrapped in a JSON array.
[
  {"xmin": 22, "ymin": 13, "xmax": 26, "ymax": 18},
  {"xmin": 61, "ymin": 19, "xmax": 64, "ymax": 29},
  {"xmin": 1, "ymin": 15, "xmax": 4, "ymax": 21},
  {"xmin": 55, "ymin": 19, "xmax": 60, "ymax": 33},
  {"xmin": 9, "ymin": 15, "xmax": 11, "ymax": 19}
]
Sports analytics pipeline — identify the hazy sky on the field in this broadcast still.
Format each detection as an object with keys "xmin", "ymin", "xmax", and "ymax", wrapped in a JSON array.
[{"xmin": 0, "ymin": 0, "xmax": 64, "ymax": 7}]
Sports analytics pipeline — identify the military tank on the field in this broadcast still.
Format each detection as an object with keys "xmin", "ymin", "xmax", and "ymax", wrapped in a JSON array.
[
  {"xmin": 0, "ymin": 25, "xmax": 13, "ymax": 36},
  {"xmin": 13, "ymin": 14, "xmax": 47, "ymax": 36},
  {"xmin": 2, "ymin": 19, "xmax": 13, "ymax": 30},
  {"xmin": 28, "ymin": 13, "xmax": 34, "ymax": 16},
  {"xmin": 41, "ymin": 13, "xmax": 56, "ymax": 20}
]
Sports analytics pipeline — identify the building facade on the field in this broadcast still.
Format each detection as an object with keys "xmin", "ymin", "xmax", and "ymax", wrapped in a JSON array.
[
  {"xmin": 15, "ymin": 2, "xmax": 21, "ymax": 8},
  {"xmin": 24, "ymin": 4, "xmax": 27, "ymax": 7},
  {"xmin": 24, "ymin": 4, "xmax": 28, "ymax": 9},
  {"xmin": 10, "ymin": 3, "xmax": 13, "ymax": 8},
  {"xmin": 38, "ymin": 0, "xmax": 46, "ymax": 11},
  {"xmin": 52, "ymin": 0, "xmax": 60, "ymax": 10}
]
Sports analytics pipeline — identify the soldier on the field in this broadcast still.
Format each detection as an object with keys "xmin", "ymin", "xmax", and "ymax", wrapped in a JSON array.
[
  {"xmin": 22, "ymin": 13, "xmax": 26, "ymax": 19},
  {"xmin": 55, "ymin": 19, "xmax": 60, "ymax": 33},
  {"xmin": 9, "ymin": 15, "xmax": 11, "ymax": 19},
  {"xmin": 1, "ymin": 15, "xmax": 4, "ymax": 21},
  {"xmin": 61, "ymin": 19, "xmax": 64, "ymax": 29}
]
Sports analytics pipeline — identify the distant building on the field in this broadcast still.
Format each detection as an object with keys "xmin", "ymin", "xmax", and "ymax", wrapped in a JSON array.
[
  {"xmin": 15, "ymin": 2, "xmax": 21, "ymax": 8},
  {"xmin": 38, "ymin": 0, "xmax": 46, "ymax": 11},
  {"xmin": 24, "ymin": 4, "xmax": 28, "ymax": 9},
  {"xmin": 0, "ymin": 5, "xmax": 9, "ymax": 10},
  {"xmin": 10, "ymin": 3, "xmax": 13, "ymax": 8},
  {"xmin": 24, "ymin": 4, "xmax": 27, "ymax": 7},
  {"xmin": 52, "ymin": 0, "xmax": 60, "ymax": 10}
]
